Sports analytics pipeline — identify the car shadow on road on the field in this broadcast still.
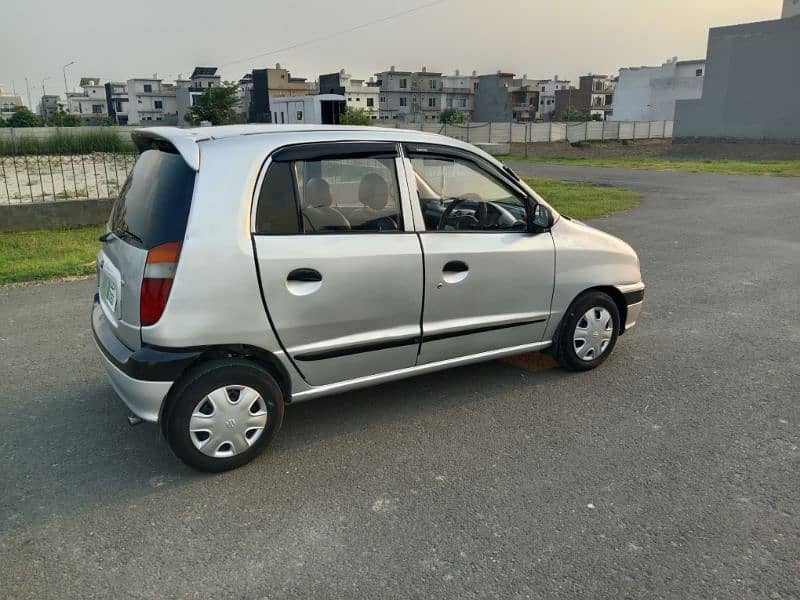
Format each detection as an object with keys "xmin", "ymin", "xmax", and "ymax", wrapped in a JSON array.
[{"xmin": 2, "ymin": 354, "xmax": 562, "ymax": 534}]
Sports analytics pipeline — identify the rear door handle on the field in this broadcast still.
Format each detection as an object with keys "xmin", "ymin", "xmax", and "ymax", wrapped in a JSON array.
[
  {"xmin": 443, "ymin": 260, "xmax": 469, "ymax": 273},
  {"xmin": 287, "ymin": 268, "xmax": 322, "ymax": 282}
]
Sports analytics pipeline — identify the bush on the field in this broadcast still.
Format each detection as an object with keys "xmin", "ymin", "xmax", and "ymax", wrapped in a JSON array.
[
  {"xmin": 338, "ymin": 107, "xmax": 372, "ymax": 126},
  {"xmin": 439, "ymin": 108, "xmax": 466, "ymax": 124},
  {"xmin": 0, "ymin": 129, "xmax": 135, "ymax": 155},
  {"xmin": 8, "ymin": 106, "xmax": 43, "ymax": 128}
]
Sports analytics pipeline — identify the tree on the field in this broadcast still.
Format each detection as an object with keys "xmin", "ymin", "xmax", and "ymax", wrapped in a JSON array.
[
  {"xmin": 439, "ymin": 108, "xmax": 465, "ymax": 124},
  {"xmin": 0, "ymin": 115, "xmax": 6, "ymax": 128},
  {"xmin": 47, "ymin": 107, "xmax": 82, "ymax": 127},
  {"xmin": 184, "ymin": 82, "xmax": 242, "ymax": 126},
  {"xmin": 560, "ymin": 107, "xmax": 590, "ymax": 122},
  {"xmin": 8, "ymin": 106, "xmax": 43, "ymax": 128},
  {"xmin": 338, "ymin": 107, "xmax": 372, "ymax": 126}
]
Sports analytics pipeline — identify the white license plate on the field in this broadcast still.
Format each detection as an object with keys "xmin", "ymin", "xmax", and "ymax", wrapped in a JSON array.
[{"xmin": 99, "ymin": 258, "xmax": 121, "ymax": 314}]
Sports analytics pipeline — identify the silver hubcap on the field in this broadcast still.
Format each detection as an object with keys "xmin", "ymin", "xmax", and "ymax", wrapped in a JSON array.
[
  {"xmin": 573, "ymin": 307, "xmax": 614, "ymax": 362},
  {"xmin": 189, "ymin": 386, "xmax": 269, "ymax": 458}
]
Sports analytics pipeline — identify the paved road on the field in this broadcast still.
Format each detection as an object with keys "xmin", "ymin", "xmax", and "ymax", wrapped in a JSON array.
[{"xmin": 1, "ymin": 165, "xmax": 798, "ymax": 598}]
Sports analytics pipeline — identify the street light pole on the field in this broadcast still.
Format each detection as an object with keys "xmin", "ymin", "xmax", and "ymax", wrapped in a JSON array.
[
  {"xmin": 41, "ymin": 77, "xmax": 51, "ymax": 122},
  {"xmin": 63, "ymin": 60, "xmax": 75, "ymax": 107}
]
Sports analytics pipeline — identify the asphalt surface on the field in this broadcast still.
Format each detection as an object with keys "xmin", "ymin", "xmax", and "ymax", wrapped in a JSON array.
[{"xmin": 1, "ymin": 165, "xmax": 798, "ymax": 598}]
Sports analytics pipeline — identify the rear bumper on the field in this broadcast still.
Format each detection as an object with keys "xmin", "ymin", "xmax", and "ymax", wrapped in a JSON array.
[
  {"xmin": 93, "ymin": 340, "xmax": 172, "ymax": 422},
  {"xmin": 92, "ymin": 295, "xmax": 200, "ymax": 422}
]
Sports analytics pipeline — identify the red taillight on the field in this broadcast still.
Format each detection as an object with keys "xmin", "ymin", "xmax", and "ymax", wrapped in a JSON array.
[{"xmin": 140, "ymin": 241, "xmax": 181, "ymax": 326}]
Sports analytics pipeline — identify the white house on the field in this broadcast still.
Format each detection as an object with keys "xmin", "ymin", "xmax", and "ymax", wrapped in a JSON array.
[
  {"xmin": 66, "ymin": 77, "xmax": 108, "ymax": 121},
  {"xmin": 612, "ymin": 58, "xmax": 705, "ymax": 122},
  {"xmin": 440, "ymin": 70, "xmax": 478, "ymax": 120},
  {"xmin": 270, "ymin": 94, "xmax": 346, "ymax": 124},
  {"xmin": 536, "ymin": 76, "xmax": 571, "ymax": 120},
  {"xmin": 127, "ymin": 77, "xmax": 178, "ymax": 125},
  {"xmin": 0, "ymin": 85, "xmax": 23, "ymax": 120}
]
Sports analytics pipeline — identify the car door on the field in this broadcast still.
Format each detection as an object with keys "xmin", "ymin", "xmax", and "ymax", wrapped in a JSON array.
[
  {"xmin": 252, "ymin": 142, "xmax": 423, "ymax": 386},
  {"xmin": 404, "ymin": 144, "xmax": 555, "ymax": 365}
]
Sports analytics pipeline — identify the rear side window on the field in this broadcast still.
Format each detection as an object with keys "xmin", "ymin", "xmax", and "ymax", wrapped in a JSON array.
[
  {"xmin": 108, "ymin": 149, "xmax": 196, "ymax": 249},
  {"xmin": 254, "ymin": 143, "xmax": 403, "ymax": 235}
]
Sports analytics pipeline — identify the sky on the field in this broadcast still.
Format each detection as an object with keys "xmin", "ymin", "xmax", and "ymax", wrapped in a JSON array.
[{"xmin": 0, "ymin": 0, "xmax": 780, "ymax": 106}]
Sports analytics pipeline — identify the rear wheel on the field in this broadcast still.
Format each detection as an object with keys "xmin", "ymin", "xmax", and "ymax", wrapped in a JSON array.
[
  {"xmin": 164, "ymin": 359, "xmax": 284, "ymax": 472},
  {"xmin": 556, "ymin": 291, "xmax": 620, "ymax": 372}
]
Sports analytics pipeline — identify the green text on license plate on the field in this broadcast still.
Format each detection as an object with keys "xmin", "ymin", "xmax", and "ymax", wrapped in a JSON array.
[{"xmin": 102, "ymin": 278, "xmax": 117, "ymax": 310}]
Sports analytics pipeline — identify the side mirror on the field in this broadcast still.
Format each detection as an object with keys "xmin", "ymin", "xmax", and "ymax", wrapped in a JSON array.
[{"xmin": 530, "ymin": 203, "xmax": 553, "ymax": 231}]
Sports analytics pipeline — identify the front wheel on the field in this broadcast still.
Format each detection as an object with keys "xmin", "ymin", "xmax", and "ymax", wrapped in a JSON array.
[
  {"xmin": 556, "ymin": 291, "xmax": 620, "ymax": 372},
  {"xmin": 163, "ymin": 359, "xmax": 285, "ymax": 472}
]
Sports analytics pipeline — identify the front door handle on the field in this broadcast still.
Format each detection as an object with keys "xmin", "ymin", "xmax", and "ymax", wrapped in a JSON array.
[
  {"xmin": 441, "ymin": 260, "xmax": 469, "ymax": 284},
  {"xmin": 287, "ymin": 268, "xmax": 322, "ymax": 282},
  {"xmin": 443, "ymin": 260, "xmax": 469, "ymax": 273}
]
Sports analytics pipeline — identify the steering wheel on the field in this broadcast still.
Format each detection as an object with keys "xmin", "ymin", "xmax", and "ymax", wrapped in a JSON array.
[{"xmin": 438, "ymin": 196, "xmax": 487, "ymax": 231}]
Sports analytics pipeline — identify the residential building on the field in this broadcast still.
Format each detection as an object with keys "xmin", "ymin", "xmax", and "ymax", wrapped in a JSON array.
[
  {"xmin": 612, "ymin": 58, "xmax": 705, "ymax": 122},
  {"xmin": 270, "ymin": 94, "xmax": 347, "ymax": 124},
  {"xmin": 675, "ymin": 8, "xmax": 800, "ymax": 140},
  {"xmin": 319, "ymin": 70, "xmax": 379, "ymax": 119},
  {"xmin": 190, "ymin": 66, "xmax": 220, "ymax": 90},
  {"xmin": 66, "ymin": 77, "xmax": 110, "ymax": 122},
  {"xmin": 38, "ymin": 94, "xmax": 62, "ymax": 121},
  {"xmin": 535, "ymin": 76, "xmax": 571, "ymax": 120},
  {"xmin": 583, "ymin": 75, "xmax": 615, "ymax": 120},
  {"xmin": 250, "ymin": 64, "xmax": 313, "ymax": 123},
  {"xmin": 440, "ymin": 70, "xmax": 478, "ymax": 120},
  {"xmin": 0, "ymin": 85, "xmax": 23, "ymax": 120},
  {"xmin": 375, "ymin": 66, "xmax": 443, "ymax": 122},
  {"xmin": 104, "ymin": 81, "xmax": 129, "ymax": 124},
  {"xmin": 473, "ymin": 72, "xmax": 515, "ymax": 122},
  {"xmin": 126, "ymin": 77, "xmax": 178, "ymax": 125},
  {"xmin": 510, "ymin": 75, "xmax": 540, "ymax": 122},
  {"xmin": 237, "ymin": 73, "xmax": 253, "ymax": 119},
  {"xmin": 553, "ymin": 74, "xmax": 615, "ymax": 121}
]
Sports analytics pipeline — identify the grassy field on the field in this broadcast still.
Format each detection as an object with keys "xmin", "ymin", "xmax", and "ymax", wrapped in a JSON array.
[
  {"xmin": 506, "ymin": 155, "xmax": 800, "ymax": 177},
  {"xmin": 0, "ymin": 178, "xmax": 641, "ymax": 284},
  {"xmin": 524, "ymin": 177, "xmax": 642, "ymax": 220},
  {"xmin": 0, "ymin": 225, "xmax": 103, "ymax": 284}
]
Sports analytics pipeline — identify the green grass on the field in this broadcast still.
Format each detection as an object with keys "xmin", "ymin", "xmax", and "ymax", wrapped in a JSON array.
[
  {"xmin": 506, "ymin": 155, "xmax": 800, "ymax": 177},
  {"xmin": 0, "ymin": 130, "xmax": 135, "ymax": 156},
  {"xmin": 0, "ymin": 178, "xmax": 640, "ymax": 284},
  {"xmin": 0, "ymin": 225, "xmax": 104, "ymax": 284},
  {"xmin": 524, "ymin": 177, "xmax": 642, "ymax": 220}
]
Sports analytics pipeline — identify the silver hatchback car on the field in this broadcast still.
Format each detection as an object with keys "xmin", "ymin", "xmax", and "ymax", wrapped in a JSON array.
[{"xmin": 92, "ymin": 125, "xmax": 644, "ymax": 471}]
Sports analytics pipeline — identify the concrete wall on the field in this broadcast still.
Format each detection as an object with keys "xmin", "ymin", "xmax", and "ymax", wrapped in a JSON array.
[
  {"xmin": 613, "ymin": 61, "xmax": 704, "ymax": 122},
  {"xmin": 675, "ymin": 16, "xmax": 800, "ymax": 141},
  {"xmin": 0, "ymin": 126, "xmax": 139, "ymax": 142},
  {"xmin": 0, "ymin": 198, "xmax": 113, "ymax": 232}
]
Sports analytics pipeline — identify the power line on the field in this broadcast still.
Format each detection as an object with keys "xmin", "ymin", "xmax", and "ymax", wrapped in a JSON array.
[{"xmin": 217, "ymin": 0, "xmax": 448, "ymax": 70}]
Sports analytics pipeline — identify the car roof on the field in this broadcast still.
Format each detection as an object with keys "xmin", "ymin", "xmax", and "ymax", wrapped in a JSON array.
[{"xmin": 131, "ymin": 125, "xmax": 496, "ymax": 171}]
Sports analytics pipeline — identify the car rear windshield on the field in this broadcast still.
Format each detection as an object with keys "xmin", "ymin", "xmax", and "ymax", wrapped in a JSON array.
[{"xmin": 108, "ymin": 148, "xmax": 196, "ymax": 249}]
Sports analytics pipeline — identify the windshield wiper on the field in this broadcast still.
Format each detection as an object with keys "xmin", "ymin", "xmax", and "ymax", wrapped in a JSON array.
[{"xmin": 112, "ymin": 225, "xmax": 144, "ymax": 245}]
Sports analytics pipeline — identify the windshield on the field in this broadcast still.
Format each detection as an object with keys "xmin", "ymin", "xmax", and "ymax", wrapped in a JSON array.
[{"xmin": 108, "ymin": 148, "xmax": 196, "ymax": 249}]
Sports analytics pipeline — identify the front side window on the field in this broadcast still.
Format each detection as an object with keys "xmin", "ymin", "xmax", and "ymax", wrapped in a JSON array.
[
  {"xmin": 409, "ymin": 155, "xmax": 528, "ymax": 232},
  {"xmin": 143, "ymin": 84, "xmax": 152, "ymax": 93},
  {"xmin": 399, "ymin": 78, "xmax": 408, "ymax": 89},
  {"xmin": 399, "ymin": 97, "xmax": 408, "ymax": 107},
  {"xmin": 255, "ymin": 150, "xmax": 404, "ymax": 235}
]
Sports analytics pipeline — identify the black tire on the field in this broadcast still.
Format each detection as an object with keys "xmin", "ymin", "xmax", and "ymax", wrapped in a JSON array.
[
  {"xmin": 163, "ymin": 359, "xmax": 285, "ymax": 472},
  {"xmin": 556, "ymin": 291, "xmax": 620, "ymax": 372}
]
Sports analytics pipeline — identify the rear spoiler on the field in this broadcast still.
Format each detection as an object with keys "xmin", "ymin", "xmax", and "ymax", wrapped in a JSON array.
[{"xmin": 131, "ymin": 128, "xmax": 210, "ymax": 171}]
